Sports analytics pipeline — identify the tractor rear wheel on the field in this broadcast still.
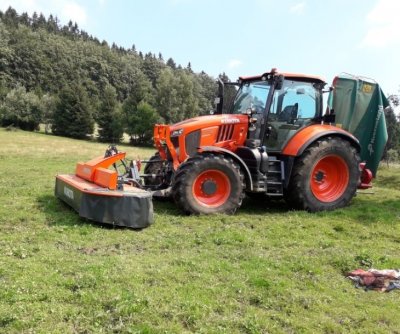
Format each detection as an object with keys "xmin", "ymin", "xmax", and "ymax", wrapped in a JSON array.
[
  {"xmin": 285, "ymin": 137, "xmax": 360, "ymax": 212},
  {"xmin": 172, "ymin": 153, "xmax": 244, "ymax": 214}
]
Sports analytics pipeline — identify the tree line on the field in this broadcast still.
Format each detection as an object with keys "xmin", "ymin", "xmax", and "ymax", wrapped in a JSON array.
[{"xmin": 0, "ymin": 7, "xmax": 223, "ymax": 144}]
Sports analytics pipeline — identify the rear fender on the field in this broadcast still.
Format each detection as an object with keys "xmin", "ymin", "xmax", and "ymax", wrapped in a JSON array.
[
  {"xmin": 199, "ymin": 146, "xmax": 253, "ymax": 191},
  {"xmin": 281, "ymin": 125, "xmax": 361, "ymax": 188},
  {"xmin": 282, "ymin": 124, "xmax": 360, "ymax": 157}
]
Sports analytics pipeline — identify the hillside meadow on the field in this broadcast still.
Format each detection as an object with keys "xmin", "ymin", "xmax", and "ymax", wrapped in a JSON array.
[{"xmin": 0, "ymin": 128, "xmax": 400, "ymax": 333}]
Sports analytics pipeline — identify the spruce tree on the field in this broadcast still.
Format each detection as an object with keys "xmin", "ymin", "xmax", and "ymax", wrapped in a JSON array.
[
  {"xmin": 52, "ymin": 85, "xmax": 94, "ymax": 139},
  {"xmin": 97, "ymin": 84, "xmax": 123, "ymax": 143}
]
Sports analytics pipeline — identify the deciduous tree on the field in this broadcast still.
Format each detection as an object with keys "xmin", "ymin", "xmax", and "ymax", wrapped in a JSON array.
[{"xmin": 0, "ymin": 85, "xmax": 42, "ymax": 131}]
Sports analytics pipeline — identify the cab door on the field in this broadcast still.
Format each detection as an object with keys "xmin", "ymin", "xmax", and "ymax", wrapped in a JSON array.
[{"xmin": 265, "ymin": 80, "xmax": 321, "ymax": 152}]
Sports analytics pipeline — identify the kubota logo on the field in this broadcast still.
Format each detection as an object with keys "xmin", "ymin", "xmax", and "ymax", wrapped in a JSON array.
[{"xmin": 221, "ymin": 118, "xmax": 240, "ymax": 124}]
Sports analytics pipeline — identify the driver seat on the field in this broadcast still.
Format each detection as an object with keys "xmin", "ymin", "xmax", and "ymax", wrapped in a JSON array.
[{"xmin": 278, "ymin": 103, "xmax": 298, "ymax": 122}]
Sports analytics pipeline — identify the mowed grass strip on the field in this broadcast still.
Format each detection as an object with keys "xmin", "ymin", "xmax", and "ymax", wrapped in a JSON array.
[{"xmin": 0, "ymin": 128, "xmax": 400, "ymax": 333}]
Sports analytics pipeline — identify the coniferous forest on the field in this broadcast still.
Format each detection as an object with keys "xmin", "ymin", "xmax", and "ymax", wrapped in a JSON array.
[{"xmin": 0, "ymin": 7, "xmax": 223, "ymax": 145}]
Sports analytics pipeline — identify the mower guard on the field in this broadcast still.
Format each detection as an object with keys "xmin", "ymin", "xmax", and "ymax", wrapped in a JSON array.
[{"xmin": 55, "ymin": 150, "xmax": 154, "ymax": 229}]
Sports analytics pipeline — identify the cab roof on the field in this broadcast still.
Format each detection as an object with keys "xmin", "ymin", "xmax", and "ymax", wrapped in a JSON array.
[{"xmin": 239, "ymin": 69, "xmax": 326, "ymax": 84}]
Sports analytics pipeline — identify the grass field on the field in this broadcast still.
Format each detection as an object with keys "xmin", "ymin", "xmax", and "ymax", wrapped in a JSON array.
[{"xmin": 0, "ymin": 128, "xmax": 400, "ymax": 333}]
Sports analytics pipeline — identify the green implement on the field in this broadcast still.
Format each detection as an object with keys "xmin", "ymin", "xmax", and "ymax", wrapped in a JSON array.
[{"xmin": 329, "ymin": 74, "xmax": 389, "ymax": 176}]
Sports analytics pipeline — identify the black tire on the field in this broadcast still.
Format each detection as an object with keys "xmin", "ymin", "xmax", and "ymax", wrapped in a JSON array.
[
  {"xmin": 172, "ymin": 153, "xmax": 245, "ymax": 214},
  {"xmin": 285, "ymin": 137, "xmax": 361, "ymax": 212},
  {"xmin": 143, "ymin": 152, "xmax": 163, "ymax": 186}
]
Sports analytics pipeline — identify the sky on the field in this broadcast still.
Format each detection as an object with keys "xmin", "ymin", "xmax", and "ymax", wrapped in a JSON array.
[{"xmin": 1, "ymin": 0, "xmax": 400, "ymax": 97}]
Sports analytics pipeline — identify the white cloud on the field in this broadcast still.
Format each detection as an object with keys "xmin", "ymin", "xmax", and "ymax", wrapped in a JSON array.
[
  {"xmin": 290, "ymin": 2, "xmax": 305, "ymax": 15},
  {"xmin": 228, "ymin": 59, "xmax": 243, "ymax": 69},
  {"xmin": 361, "ymin": 0, "xmax": 400, "ymax": 48},
  {"xmin": 62, "ymin": 1, "xmax": 87, "ymax": 25},
  {"xmin": 0, "ymin": 0, "xmax": 39, "ymax": 13},
  {"xmin": 0, "ymin": 0, "xmax": 88, "ymax": 27}
]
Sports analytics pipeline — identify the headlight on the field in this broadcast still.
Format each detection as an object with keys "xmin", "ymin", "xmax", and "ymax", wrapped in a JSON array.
[{"xmin": 170, "ymin": 128, "xmax": 183, "ymax": 137}]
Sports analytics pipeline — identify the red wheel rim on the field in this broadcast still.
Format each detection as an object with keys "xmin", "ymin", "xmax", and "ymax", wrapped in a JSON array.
[
  {"xmin": 310, "ymin": 155, "xmax": 349, "ymax": 202},
  {"xmin": 192, "ymin": 169, "xmax": 231, "ymax": 208}
]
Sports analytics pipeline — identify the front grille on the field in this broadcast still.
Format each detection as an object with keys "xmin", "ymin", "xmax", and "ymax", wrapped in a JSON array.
[
  {"xmin": 185, "ymin": 130, "xmax": 200, "ymax": 157},
  {"xmin": 217, "ymin": 124, "xmax": 234, "ymax": 142}
]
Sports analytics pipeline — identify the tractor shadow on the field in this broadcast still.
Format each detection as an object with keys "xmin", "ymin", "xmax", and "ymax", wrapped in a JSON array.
[
  {"xmin": 38, "ymin": 193, "xmax": 291, "ymax": 230},
  {"xmin": 240, "ymin": 195, "xmax": 291, "ymax": 214},
  {"xmin": 151, "ymin": 194, "xmax": 292, "ymax": 215}
]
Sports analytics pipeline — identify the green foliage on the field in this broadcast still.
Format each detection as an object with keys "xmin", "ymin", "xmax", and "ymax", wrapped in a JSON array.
[
  {"xmin": 124, "ymin": 100, "xmax": 161, "ymax": 145},
  {"xmin": 97, "ymin": 85, "xmax": 123, "ymax": 143},
  {"xmin": 219, "ymin": 72, "xmax": 237, "ymax": 114},
  {"xmin": 40, "ymin": 93, "xmax": 57, "ymax": 134},
  {"xmin": 0, "ymin": 8, "xmax": 220, "ymax": 145},
  {"xmin": 386, "ymin": 149, "xmax": 399, "ymax": 163},
  {"xmin": 196, "ymin": 71, "xmax": 218, "ymax": 113},
  {"xmin": 155, "ymin": 68, "xmax": 202, "ymax": 123},
  {"xmin": 0, "ymin": 85, "xmax": 42, "ymax": 130},
  {"xmin": 52, "ymin": 85, "xmax": 94, "ymax": 139},
  {"xmin": 0, "ymin": 22, "xmax": 13, "ymax": 78},
  {"xmin": 384, "ymin": 95, "xmax": 400, "ymax": 159},
  {"xmin": 141, "ymin": 53, "xmax": 164, "ymax": 87}
]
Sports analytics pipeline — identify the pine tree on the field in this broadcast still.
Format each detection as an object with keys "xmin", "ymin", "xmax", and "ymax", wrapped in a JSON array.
[
  {"xmin": 97, "ymin": 85, "xmax": 123, "ymax": 143},
  {"xmin": 166, "ymin": 57, "xmax": 176, "ymax": 70},
  {"xmin": 52, "ymin": 85, "xmax": 94, "ymax": 139}
]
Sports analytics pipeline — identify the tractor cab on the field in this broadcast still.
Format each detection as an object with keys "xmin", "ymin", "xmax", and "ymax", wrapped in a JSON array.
[{"xmin": 227, "ymin": 70, "xmax": 326, "ymax": 152}]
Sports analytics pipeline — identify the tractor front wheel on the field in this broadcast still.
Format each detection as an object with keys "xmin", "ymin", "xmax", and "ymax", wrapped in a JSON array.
[
  {"xmin": 285, "ymin": 137, "xmax": 361, "ymax": 212},
  {"xmin": 172, "ymin": 153, "xmax": 244, "ymax": 214},
  {"xmin": 143, "ymin": 152, "xmax": 164, "ymax": 186}
]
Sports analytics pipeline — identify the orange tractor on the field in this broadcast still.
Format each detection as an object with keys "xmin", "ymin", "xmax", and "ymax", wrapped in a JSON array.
[
  {"xmin": 56, "ymin": 68, "xmax": 388, "ymax": 227},
  {"xmin": 143, "ymin": 68, "xmax": 387, "ymax": 214}
]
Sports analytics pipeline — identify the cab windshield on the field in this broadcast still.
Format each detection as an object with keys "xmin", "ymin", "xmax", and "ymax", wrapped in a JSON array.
[{"xmin": 232, "ymin": 81, "xmax": 271, "ymax": 114}]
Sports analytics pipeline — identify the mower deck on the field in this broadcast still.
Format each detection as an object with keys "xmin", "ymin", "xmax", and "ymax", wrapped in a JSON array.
[
  {"xmin": 55, "ymin": 174, "xmax": 153, "ymax": 228},
  {"xmin": 55, "ymin": 149, "xmax": 154, "ymax": 229}
]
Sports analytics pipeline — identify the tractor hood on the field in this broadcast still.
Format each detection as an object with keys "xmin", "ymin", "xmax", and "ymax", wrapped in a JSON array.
[
  {"xmin": 170, "ymin": 114, "xmax": 249, "ymax": 132},
  {"xmin": 156, "ymin": 114, "xmax": 249, "ymax": 165}
]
